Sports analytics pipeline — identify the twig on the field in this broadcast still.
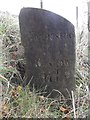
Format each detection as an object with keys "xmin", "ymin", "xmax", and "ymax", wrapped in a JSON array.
[{"xmin": 71, "ymin": 91, "xmax": 76, "ymax": 119}]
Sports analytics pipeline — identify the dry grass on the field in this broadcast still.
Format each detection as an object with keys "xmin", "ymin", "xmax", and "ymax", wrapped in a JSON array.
[{"xmin": 0, "ymin": 11, "xmax": 90, "ymax": 119}]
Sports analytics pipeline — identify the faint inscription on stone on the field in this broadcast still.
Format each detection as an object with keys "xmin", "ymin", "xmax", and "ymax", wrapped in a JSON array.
[{"xmin": 19, "ymin": 8, "xmax": 75, "ymax": 98}]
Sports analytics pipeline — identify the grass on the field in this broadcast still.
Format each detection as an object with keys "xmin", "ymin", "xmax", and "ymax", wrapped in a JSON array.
[
  {"xmin": 0, "ymin": 71, "xmax": 89, "ymax": 118},
  {"xmin": 0, "ymin": 11, "xmax": 90, "ymax": 119}
]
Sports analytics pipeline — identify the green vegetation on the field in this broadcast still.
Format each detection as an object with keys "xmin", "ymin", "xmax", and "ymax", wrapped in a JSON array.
[{"xmin": 0, "ymin": 11, "xmax": 89, "ymax": 119}]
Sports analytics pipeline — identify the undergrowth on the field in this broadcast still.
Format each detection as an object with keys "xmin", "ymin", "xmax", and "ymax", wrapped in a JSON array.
[{"xmin": 0, "ymin": 11, "xmax": 90, "ymax": 119}]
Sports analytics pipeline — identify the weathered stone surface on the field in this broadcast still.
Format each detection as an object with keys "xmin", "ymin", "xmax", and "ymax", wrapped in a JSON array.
[{"xmin": 19, "ymin": 8, "xmax": 75, "ymax": 98}]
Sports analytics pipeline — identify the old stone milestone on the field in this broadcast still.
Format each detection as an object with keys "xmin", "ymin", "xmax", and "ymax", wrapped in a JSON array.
[{"xmin": 19, "ymin": 8, "xmax": 75, "ymax": 98}]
